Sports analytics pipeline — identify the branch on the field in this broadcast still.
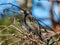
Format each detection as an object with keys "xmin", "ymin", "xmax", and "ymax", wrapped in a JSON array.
[{"xmin": 0, "ymin": 3, "xmax": 25, "ymax": 11}]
